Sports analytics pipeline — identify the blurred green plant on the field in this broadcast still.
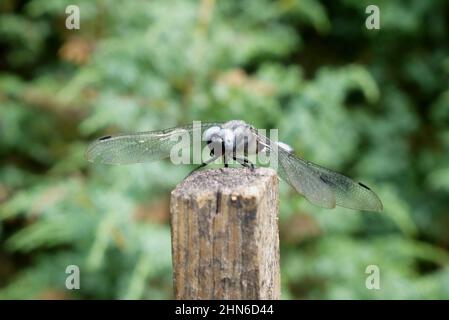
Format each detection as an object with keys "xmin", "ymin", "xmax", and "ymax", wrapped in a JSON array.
[{"xmin": 0, "ymin": 0, "xmax": 448, "ymax": 299}]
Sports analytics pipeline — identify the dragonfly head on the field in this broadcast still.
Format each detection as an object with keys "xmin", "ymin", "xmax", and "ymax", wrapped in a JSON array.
[
  {"xmin": 203, "ymin": 121, "xmax": 258, "ymax": 157},
  {"xmin": 203, "ymin": 126, "xmax": 227, "ymax": 156}
]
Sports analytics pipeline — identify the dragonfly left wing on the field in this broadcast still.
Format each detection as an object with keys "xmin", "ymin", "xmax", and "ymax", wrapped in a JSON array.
[{"xmin": 86, "ymin": 123, "xmax": 220, "ymax": 164}]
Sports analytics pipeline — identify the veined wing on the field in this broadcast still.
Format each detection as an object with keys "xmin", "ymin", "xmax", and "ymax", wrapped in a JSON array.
[
  {"xmin": 85, "ymin": 122, "xmax": 220, "ymax": 164},
  {"xmin": 252, "ymin": 129, "xmax": 383, "ymax": 212},
  {"xmin": 252, "ymin": 129, "xmax": 336, "ymax": 209},
  {"xmin": 305, "ymin": 162, "xmax": 383, "ymax": 211}
]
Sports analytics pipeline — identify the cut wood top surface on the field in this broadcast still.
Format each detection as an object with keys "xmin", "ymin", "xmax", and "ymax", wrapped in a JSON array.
[{"xmin": 172, "ymin": 167, "xmax": 278, "ymax": 198}]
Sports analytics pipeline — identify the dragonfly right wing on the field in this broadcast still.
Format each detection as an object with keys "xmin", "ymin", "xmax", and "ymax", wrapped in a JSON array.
[
  {"xmin": 253, "ymin": 129, "xmax": 336, "ymax": 208},
  {"xmin": 86, "ymin": 123, "xmax": 220, "ymax": 165},
  {"xmin": 305, "ymin": 161, "xmax": 383, "ymax": 212},
  {"xmin": 252, "ymin": 129, "xmax": 383, "ymax": 211}
]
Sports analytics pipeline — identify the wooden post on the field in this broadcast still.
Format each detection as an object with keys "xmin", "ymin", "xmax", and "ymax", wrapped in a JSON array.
[{"xmin": 170, "ymin": 167, "xmax": 280, "ymax": 300}]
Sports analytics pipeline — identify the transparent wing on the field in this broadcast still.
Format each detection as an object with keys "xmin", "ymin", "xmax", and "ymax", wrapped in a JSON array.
[
  {"xmin": 252, "ymin": 129, "xmax": 383, "ymax": 212},
  {"xmin": 306, "ymin": 162, "xmax": 383, "ymax": 212},
  {"xmin": 85, "ymin": 123, "xmax": 220, "ymax": 164},
  {"xmin": 253, "ymin": 129, "xmax": 336, "ymax": 209}
]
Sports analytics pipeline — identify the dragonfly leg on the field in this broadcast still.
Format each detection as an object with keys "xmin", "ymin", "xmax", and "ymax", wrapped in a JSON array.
[
  {"xmin": 186, "ymin": 154, "xmax": 221, "ymax": 178},
  {"xmin": 224, "ymin": 154, "xmax": 229, "ymax": 168},
  {"xmin": 233, "ymin": 156, "xmax": 255, "ymax": 170}
]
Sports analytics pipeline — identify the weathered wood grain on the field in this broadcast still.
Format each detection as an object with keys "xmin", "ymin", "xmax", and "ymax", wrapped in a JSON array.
[{"xmin": 170, "ymin": 167, "xmax": 280, "ymax": 300}]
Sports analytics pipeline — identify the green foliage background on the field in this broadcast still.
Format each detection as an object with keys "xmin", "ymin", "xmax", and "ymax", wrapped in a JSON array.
[{"xmin": 1, "ymin": 0, "xmax": 449, "ymax": 299}]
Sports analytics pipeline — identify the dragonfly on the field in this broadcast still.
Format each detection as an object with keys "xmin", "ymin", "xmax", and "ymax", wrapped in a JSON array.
[{"xmin": 85, "ymin": 120, "xmax": 383, "ymax": 212}]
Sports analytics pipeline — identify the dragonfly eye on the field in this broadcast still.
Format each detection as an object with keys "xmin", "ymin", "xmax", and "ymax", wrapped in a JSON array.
[
  {"xmin": 207, "ymin": 138, "xmax": 223, "ymax": 156},
  {"xmin": 203, "ymin": 126, "xmax": 221, "ymax": 141}
]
